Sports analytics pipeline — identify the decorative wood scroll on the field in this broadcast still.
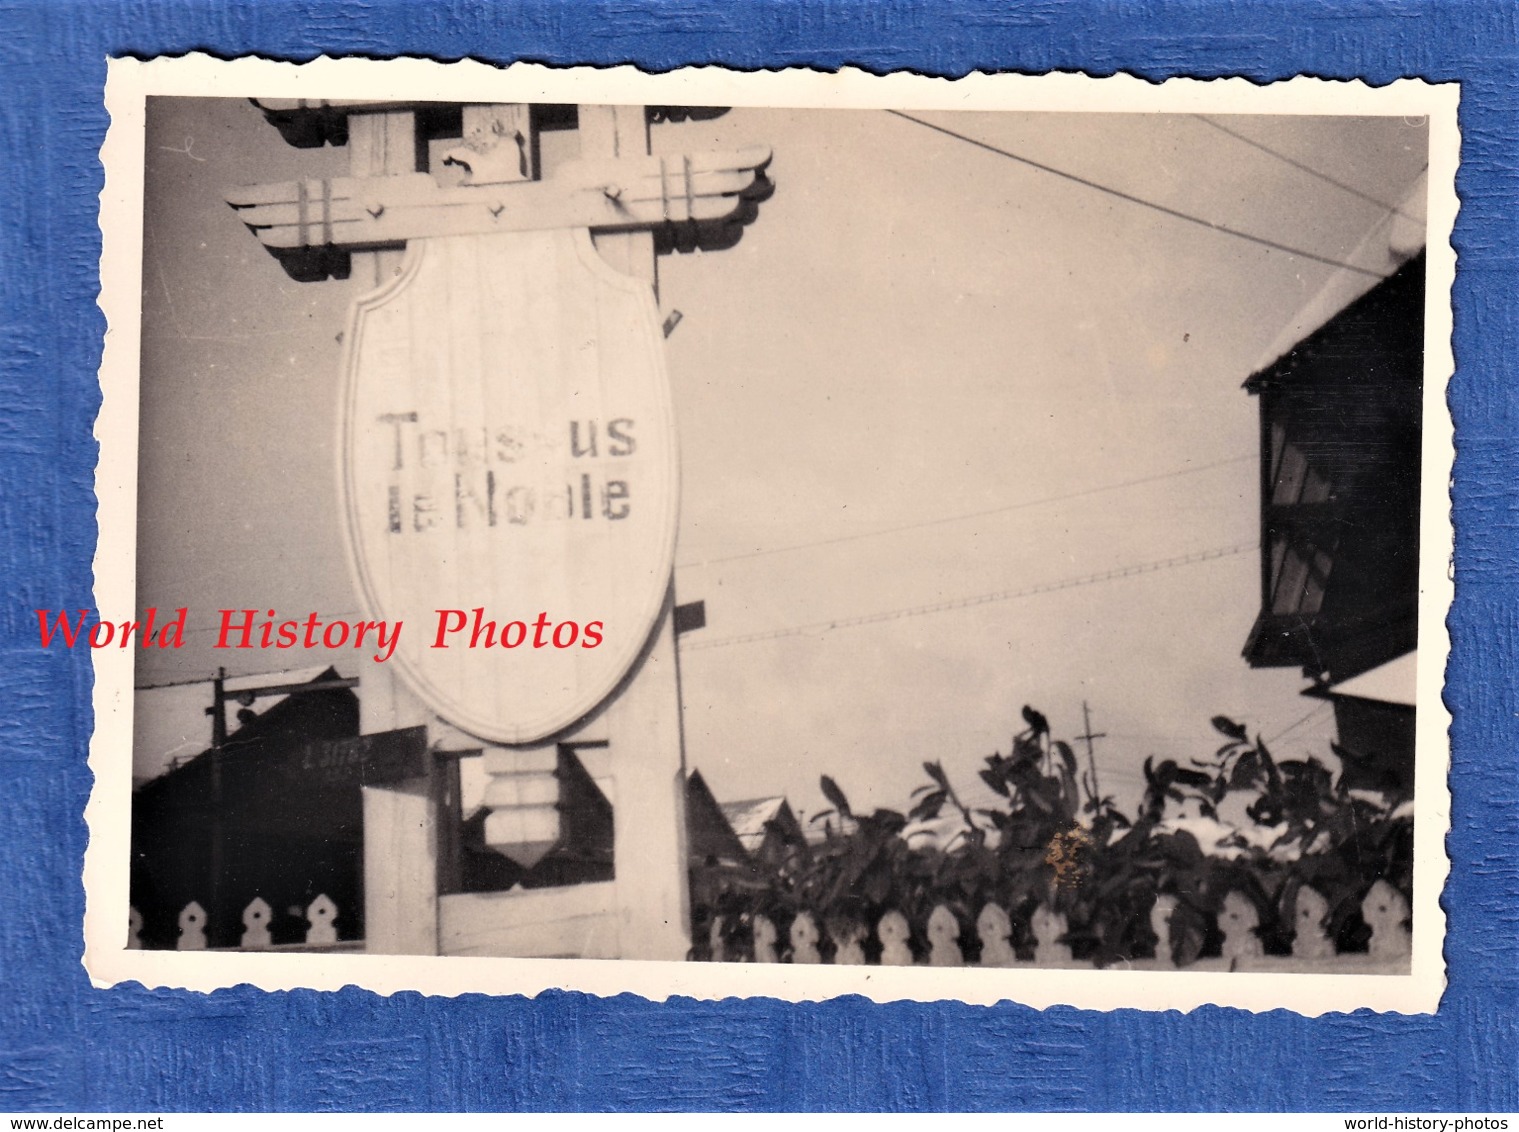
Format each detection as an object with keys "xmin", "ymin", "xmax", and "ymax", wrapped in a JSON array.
[{"xmin": 229, "ymin": 147, "xmax": 772, "ymax": 249}]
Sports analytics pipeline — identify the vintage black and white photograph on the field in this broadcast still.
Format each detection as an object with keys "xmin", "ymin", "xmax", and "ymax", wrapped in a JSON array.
[{"xmin": 85, "ymin": 59, "xmax": 1455, "ymax": 1012}]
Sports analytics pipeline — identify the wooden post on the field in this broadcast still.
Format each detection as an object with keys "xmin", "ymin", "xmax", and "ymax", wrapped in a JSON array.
[
  {"xmin": 347, "ymin": 111, "xmax": 418, "ymax": 291},
  {"xmin": 230, "ymin": 100, "xmax": 767, "ymax": 962},
  {"xmin": 346, "ymin": 109, "xmax": 440, "ymax": 955},
  {"xmin": 581, "ymin": 103, "xmax": 691, "ymax": 961},
  {"xmin": 361, "ymin": 777, "xmax": 439, "ymax": 954}
]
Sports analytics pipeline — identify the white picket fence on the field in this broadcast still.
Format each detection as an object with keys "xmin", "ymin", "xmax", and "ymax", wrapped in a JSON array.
[
  {"xmin": 710, "ymin": 880, "xmax": 1413, "ymax": 973},
  {"xmin": 132, "ymin": 880, "xmax": 1413, "ymax": 970},
  {"xmin": 129, "ymin": 894, "xmax": 360, "ymax": 952}
]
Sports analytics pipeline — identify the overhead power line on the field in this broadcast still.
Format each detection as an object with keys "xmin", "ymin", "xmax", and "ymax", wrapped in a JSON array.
[
  {"xmin": 677, "ymin": 453, "xmax": 1253, "ymax": 570},
  {"xmin": 1264, "ymin": 702, "xmax": 1334, "ymax": 746},
  {"xmin": 683, "ymin": 541, "xmax": 1257, "ymax": 652},
  {"xmin": 1193, "ymin": 116, "xmax": 1420, "ymax": 220},
  {"xmin": 885, "ymin": 110, "xmax": 1386, "ymax": 280}
]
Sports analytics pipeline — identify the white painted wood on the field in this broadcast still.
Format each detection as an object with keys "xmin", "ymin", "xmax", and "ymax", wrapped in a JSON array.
[
  {"xmin": 1031, "ymin": 904, "xmax": 1072, "ymax": 966},
  {"xmin": 1291, "ymin": 885, "xmax": 1336, "ymax": 961},
  {"xmin": 337, "ymin": 225, "xmax": 680, "ymax": 744},
  {"xmin": 443, "ymin": 104, "xmax": 535, "ymax": 185},
  {"xmin": 1150, "ymin": 894, "xmax": 1178, "ymax": 968},
  {"xmin": 789, "ymin": 911, "xmax": 822, "ymax": 964},
  {"xmin": 481, "ymin": 742, "xmax": 560, "ymax": 867},
  {"xmin": 1219, "ymin": 891, "xmax": 1264, "ymax": 963},
  {"xmin": 751, "ymin": 914, "xmax": 778, "ymax": 963},
  {"xmin": 605, "ymin": 589, "xmax": 691, "ymax": 960},
  {"xmin": 438, "ymin": 883, "xmax": 620, "ymax": 959},
  {"xmin": 176, "ymin": 901, "xmax": 207, "ymax": 951},
  {"xmin": 480, "ymin": 746, "xmax": 560, "ymax": 776},
  {"xmin": 581, "ymin": 104, "xmax": 692, "ymax": 965},
  {"xmin": 830, "ymin": 919, "xmax": 867, "ymax": 966},
  {"xmin": 927, "ymin": 905, "xmax": 963, "ymax": 967},
  {"xmin": 582, "ymin": 105, "xmax": 658, "ymax": 286},
  {"xmin": 348, "ymin": 110, "xmax": 416, "ymax": 290},
  {"xmin": 1362, "ymin": 879, "xmax": 1412, "ymax": 961},
  {"xmin": 482, "ymin": 805, "xmax": 560, "ymax": 869},
  {"xmin": 305, "ymin": 894, "xmax": 340, "ymax": 945},
  {"xmin": 708, "ymin": 915, "xmax": 728, "ymax": 963},
  {"xmin": 362, "ymin": 779, "xmax": 438, "ymax": 955},
  {"xmin": 976, "ymin": 902, "xmax": 1017, "ymax": 967},
  {"xmin": 227, "ymin": 148, "xmax": 773, "ymax": 248},
  {"xmin": 349, "ymin": 111, "xmax": 431, "ymax": 744},
  {"xmin": 240, "ymin": 897, "xmax": 273, "ymax": 950},
  {"xmin": 878, "ymin": 910, "xmax": 913, "ymax": 967}
]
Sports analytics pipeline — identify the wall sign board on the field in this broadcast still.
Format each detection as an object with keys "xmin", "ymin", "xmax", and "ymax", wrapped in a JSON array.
[{"xmin": 340, "ymin": 227, "xmax": 679, "ymax": 744}]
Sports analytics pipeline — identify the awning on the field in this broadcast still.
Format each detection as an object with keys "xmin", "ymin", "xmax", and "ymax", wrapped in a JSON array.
[{"xmin": 1325, "ymin": 650, "xmax": 1418, "ymax": 707}]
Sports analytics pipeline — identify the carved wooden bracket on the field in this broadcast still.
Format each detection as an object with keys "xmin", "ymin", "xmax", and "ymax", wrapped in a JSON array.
[{"xmin": 228, "ymin": 145, "xmax": 772, "ymax": 280}]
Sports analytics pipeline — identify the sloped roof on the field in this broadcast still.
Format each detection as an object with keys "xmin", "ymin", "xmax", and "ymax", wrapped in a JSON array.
[
  {"xmin": 1248, "ymin": 170, "xmax": 1427, "ymax": 381},
  {"xmin": 719, "ymin": 796, "xmax": 788, "ymax": 851},
  {"xmin": 1326, "ymin": 650, "xmax": 1418, "ymax": 707},
  {"xmin": 132, "ymin": 666, "xmax": 331, "ymax": 786}
]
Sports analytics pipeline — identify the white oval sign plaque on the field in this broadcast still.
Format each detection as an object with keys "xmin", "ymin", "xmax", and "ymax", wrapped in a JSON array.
[{"xmin": 339, "ymin": 228, "xmax": 678, "ymax": 744}]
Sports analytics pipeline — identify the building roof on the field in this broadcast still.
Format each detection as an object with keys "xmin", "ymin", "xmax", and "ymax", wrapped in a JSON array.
[
  {"xmin": 1325, "ymin": 650, "xmax": 1418, "ymax": 707},
  {"xmin": 1248, "ymin": 170, "xmax": 1428, "ymax": 380},
  {"xmin": 132, "ymin": 666, "xmax": 332, "ymax": 786},
  {"xmin": 719, "ymin": 796, "xmax": 789, "ymax": 852}
]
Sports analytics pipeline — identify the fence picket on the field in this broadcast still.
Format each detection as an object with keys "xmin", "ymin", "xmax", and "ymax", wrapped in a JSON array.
[
  {"xmin": 240, "ymin": 897, "xmax": 273, "ymax": 950},
  {"xmin": 691, "ymin": 879, "xmax": 1411, "ymax": 970},
  {"xmin": 176, "ymin": 901, "xmax": 208, "ymax": 950},
  {"xmin": 1031, "ymin": 904, "xmax": 1071, "ymax": 965},
  {"xmin": 1291, "ymin": 885, "xmax": 1335, "ymax": 961},
  {"xmin": 1362, "ymin": 879, "xmax": 1412, "ymax": 960},
  {"xmin": 708, "ymin": 915, "xmax": 728, "ymax": 963},
  {"xmin": 1150, "ymin": 895, "xmax": 1178, "ymax": 968},
  {"xmin": 830, "ymin": 919, "xmax": 867, "ymax": 965},
  {"xmin": 789, "ymin": 911, "xmax": 822, "ymax": 964},
  {"xmin": 752, "ymin": 914, "xmax": 778, "ymax": 963},
  {"xmin": 1219, "ymin": 890, "xmax": 1264, "ymax": 963},
  {"xmin": 305, "ymin": 894, "xmax": 339, "ymax": 945},
  {"xmin": 927, "ymin": 905, "xmax": 963, "ymax": 967},
  {"xmin": 977, "ymin": 902, "xmax": 1017, "ymax": 967},
  {"xmin": 878, "ymin": 909, "xmax": 913, "ymax": 966}
]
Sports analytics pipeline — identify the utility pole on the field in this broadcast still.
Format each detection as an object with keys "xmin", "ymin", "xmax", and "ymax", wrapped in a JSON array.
[{"xmin": 1076, "ymin": 700, "xmax": 1107, "ymax": 804}]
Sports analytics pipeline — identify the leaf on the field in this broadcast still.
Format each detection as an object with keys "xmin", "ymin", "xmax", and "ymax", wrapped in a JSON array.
[
  {"xmin": 1211, "ymin": 716, "xmax": 1249, "ymax": 741},
  {"xmin": 980, "ymin": 769, "xmax": 1011, "ymax": 798},
  {"xmin": 922, "ymin": 761, "xmax": 951, "ymax": 791},
  {"xmin": 1229, "ymin": 749, "xmax": 1263, "ymax": 790},
  {"xmin": 819, "ymin": 775, "xmax": 853, "ymax": 820},
  {"xmin": 909, "ymin": 791, "xmax": 947, "ymax": 822},
  {"xmin": 1054, "ymin": 741, "xmax": 1078, "ymax": 779}
]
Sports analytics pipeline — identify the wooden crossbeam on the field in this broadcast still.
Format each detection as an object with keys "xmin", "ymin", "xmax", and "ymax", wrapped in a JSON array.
[{"xmin": 227, "ymin": 146, "xmax": 773, "ymax": 252}]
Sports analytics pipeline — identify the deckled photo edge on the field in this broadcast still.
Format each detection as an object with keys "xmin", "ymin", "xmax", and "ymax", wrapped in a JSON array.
[{"xmin": 86, "ymin": 55, "xmax": 1458, "ymax": 1016}]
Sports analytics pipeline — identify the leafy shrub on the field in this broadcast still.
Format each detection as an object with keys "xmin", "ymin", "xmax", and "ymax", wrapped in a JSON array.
[{"xmin": 689, "ymin": 710, "xmax": 1413, "ymax": 965}]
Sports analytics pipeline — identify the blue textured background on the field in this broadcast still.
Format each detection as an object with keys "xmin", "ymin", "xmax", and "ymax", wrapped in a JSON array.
[{"xmin": 1, "ymin": 0, "xmax": 1513, "ymax": 1112}]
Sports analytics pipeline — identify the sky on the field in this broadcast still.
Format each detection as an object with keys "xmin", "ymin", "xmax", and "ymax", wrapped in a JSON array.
[{"xmin": 133, "ymin": 98, "xmax": 1430, "ymax": 822}]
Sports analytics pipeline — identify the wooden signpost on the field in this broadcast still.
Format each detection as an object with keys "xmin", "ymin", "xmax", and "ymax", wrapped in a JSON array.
[{"xmin": 229, "ymin": 100, "xmax": 771, "ymax": 960}]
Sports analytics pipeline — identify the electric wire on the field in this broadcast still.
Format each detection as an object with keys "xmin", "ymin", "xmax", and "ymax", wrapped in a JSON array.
[
  {"xmin": 683, "ymin": 540, "xmax": 1257, "ymax": 652},
  {"xmin": 885, "ymin": 110, "xmax": 1387, "ymax": 280},
  {"xmin": 1193, "ymin": 115, "xmax": 1421, "ymax": 220},
  {"xmin": 1263, "ymin": 702, "xmax": 1334, "ymax": 747},
  {"xmin": 676, "ymin": 453, "xmax": 1253, "ymax": 569}
]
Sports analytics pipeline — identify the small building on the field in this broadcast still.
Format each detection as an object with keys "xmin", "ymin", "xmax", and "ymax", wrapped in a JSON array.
[
  {"xmin": 1241, "ymin": 238, "xmax": 1425, "ymax": 796},
  {"xmin": 131, "ymin": 667, "xmax": 370, "ymax": 948},
  {"xmin": 685, "ymin": 769, "xmax": 752, "ymax": 869},
  {"xmin": 719, "ymin": 794, "xmax": 807, "ymax": 872}
]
